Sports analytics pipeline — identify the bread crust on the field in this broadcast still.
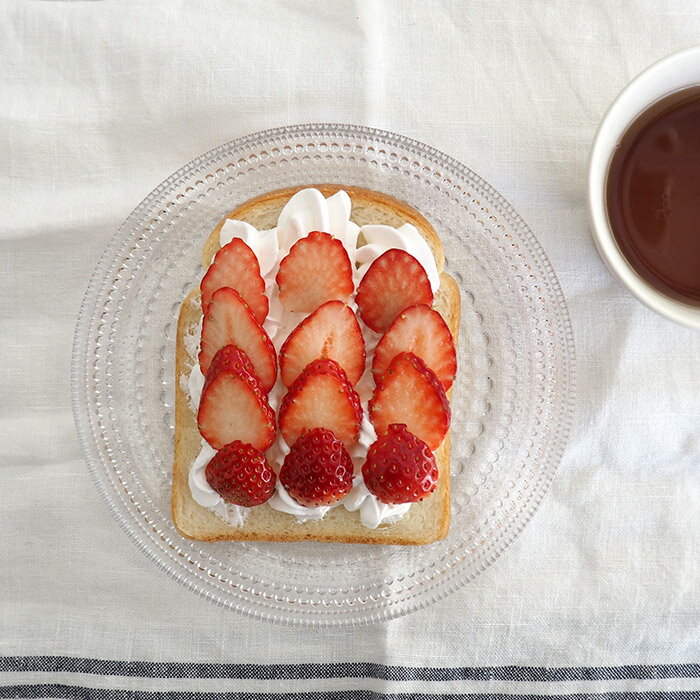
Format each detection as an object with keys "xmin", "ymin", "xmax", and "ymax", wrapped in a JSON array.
[{"xmin": 172, "ymin": 185, "xmax": 460, "ymax": 544}]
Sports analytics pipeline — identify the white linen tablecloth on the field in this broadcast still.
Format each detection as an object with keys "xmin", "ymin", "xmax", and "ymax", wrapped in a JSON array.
[{"xmin": 1, "ymin": 1, "xmax": 698, "ymax": 698}]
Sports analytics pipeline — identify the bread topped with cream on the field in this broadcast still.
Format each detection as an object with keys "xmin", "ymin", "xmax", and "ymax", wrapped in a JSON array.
[{"xmin": 172, "ymin": 185, "xmax": 460, "ymax": 545}]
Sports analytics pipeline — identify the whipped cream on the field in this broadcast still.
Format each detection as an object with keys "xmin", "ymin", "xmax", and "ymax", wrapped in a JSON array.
[
  {"xmin": 185, "ymin": 188, "xmax": 440, "ymax": 529},
  {"xmin": 219, "ymin": 220, "xmax": 279, "ymax": 277},
  {"xmin": 344, "ymin": 476, "xmax": 412, "ymax": 529},
  {"xmin": 356, "ymin": 224, "xmax": 440, "ymax": 293},
  {"xmin": 268, "ymin": 481, "xmax": 332, "ymax": 522}
]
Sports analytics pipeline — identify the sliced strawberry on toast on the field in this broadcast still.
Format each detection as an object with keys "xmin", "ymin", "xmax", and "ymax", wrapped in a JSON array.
[
  {"xmin": 205, "ymin": 441, "xmax": 276, "ymax": 506},
  {"xmin": 279, "ymin": 300, "xmax": 366, "ymax": 387},
  {"xmin": 368, "ymin": 351, "xmax": 450, "ymax": 450},
  {"xmin": 278, "ymin": 358, "xmax": 362, "ymax": 449},
  {"xmin": 200, "ymin": 238, "xmax": 268, "ymax": 323},
  {"xmin": 362, "ymin": 423, "xmax": 439, "ymax": 504},
  {"xmin": 280, "ymin": 428, "xmax": 354, "ymax": 507},
  {"xmin": 275, "ymin": 231, "xmax": 354, "ymax": 312},
  {"xmin": 199, "ymin": 287, "xmax": 277, "ymax": 391},
  {"xmin": 197, "ymin": 345, "xmax": 275, "ymax": 451},
  {"xmin": 373, "ymin": 304, "xmax": 456, "ymax": 391},
  {"xmin": 355, "ymin": 249, "xmax": 433, "ymax": 333}
]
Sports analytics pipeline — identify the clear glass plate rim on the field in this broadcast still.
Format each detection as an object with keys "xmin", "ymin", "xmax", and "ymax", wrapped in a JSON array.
[{"xmin": 71, "ymin": 122, "xmax": 576, "ymax": 626}]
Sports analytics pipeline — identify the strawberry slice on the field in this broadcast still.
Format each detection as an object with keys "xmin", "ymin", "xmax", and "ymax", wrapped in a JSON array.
[
  {"xmin": 373, "ymin": 304, "xmax": 456, "ymax": 390},
  {"xmin": 279, "ymin": 300, "xmax": 366, "ymax": 387},
  {"xmin": 362, "ymin": 424, "xmax": 439, "ymax": 504},
  {"xmin": 205, "ymin": 441, "xmax": 276, "ymax": 506},
  {"xmin": 278, "ymin": 358, "xmax": 362, "ymax": 449},
  {"xmin": 202, "ymin": 342, "xmax": 258, "ymax": 389},
  {"xmin": 355, "ymin": 249, "xmax": 433, "ymax": 333},
  {"xmin": 280, "ymin": 428, "xmax": 354, "ymax": 506},
  {"xmin": 199, "ymin": 287, "xmax": 277, "ymax": 391},
  {"xmin": 200, "ymin": 238, "xmax": 268, "ymax": 323},
  {"xmin": 197, "ymin": 345, "xmax": 275, "ymax": 451},
  {"xmin": 275, "ymin": 231, "xmax": 354, "ymax": 312},
  {"xmin": 369, "ymin": 352, "xmax": 450, "ymax": 450}
]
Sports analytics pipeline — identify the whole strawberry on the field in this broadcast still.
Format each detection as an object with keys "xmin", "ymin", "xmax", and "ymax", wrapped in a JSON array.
[
  {"xmin": 362, "ymin": 424, "xmax": 439, "ymax": 504},
  {"xmin": 280, "ymin": 428, "xmax": 354, "ymax": 507},
  {"xmin": 205, "ymin": 441, "xmax": 276, "ymax": 507}
]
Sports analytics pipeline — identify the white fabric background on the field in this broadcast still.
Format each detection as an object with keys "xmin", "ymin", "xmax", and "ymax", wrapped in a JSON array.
[{"xmin": 1, "ymin": 0, "xmax": 698, "ymax": 693}]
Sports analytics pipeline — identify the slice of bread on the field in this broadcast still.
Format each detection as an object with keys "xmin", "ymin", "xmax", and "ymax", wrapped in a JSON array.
[{"xmin": 172, "ymin": 185, "xmax": 460, "ymax": 544}]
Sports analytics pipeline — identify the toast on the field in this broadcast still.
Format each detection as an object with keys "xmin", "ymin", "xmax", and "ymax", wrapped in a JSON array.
[{"xmin": 172, "ymin": 185, "xmax": 460, "ymax": 544}]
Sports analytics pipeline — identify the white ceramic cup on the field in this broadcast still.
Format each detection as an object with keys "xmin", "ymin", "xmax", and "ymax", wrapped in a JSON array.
[{"xmin": 588, "ymin": 46, "xmax": 700, "ymax": 329}]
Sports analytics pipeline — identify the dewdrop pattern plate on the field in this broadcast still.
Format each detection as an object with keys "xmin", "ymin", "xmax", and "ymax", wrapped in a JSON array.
[{"xmin": 72, "ymin": 124, "xmax": 575, "ymax": 625}]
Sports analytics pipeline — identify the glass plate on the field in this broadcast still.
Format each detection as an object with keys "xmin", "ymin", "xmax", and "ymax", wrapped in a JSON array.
[{"xmin": 72, "ymin": 124, "xmax": 575, "ymax": 625}]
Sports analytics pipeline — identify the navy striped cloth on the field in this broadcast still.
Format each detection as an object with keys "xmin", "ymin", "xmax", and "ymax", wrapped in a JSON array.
[{"xmin": 1, "ymin": 659, "xmax": 699, "ymax": 698}]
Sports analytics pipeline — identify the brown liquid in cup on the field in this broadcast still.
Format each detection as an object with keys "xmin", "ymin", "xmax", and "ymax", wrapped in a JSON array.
[{"xmin": 606, "ymin": 86, "xmax": 700, "ymax": 304}]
